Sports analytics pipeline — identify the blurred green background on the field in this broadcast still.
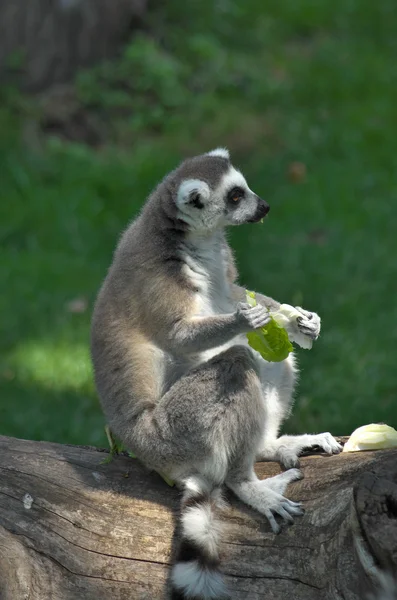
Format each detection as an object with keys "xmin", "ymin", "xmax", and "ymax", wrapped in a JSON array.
[{"xmin": 1, "ymin": 0, "xmax": 396, "ymax": 448}]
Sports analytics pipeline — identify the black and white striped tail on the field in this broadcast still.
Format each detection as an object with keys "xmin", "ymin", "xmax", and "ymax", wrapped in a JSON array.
[{"xmin": 171, "ymin": 478, "xmax": 227, "ymax": 600}]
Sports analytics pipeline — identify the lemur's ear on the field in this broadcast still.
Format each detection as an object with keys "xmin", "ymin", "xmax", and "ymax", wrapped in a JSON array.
[
  {"xmin": 207, "ymin": 147, "xmax": 230, "ymax": 159},
  {"xmin": 177, "ymin": 179, "xmax": 210, "ymax": 210}
]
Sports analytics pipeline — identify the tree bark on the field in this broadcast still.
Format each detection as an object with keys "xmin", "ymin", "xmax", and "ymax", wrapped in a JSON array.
[
  {"xmin": 0, "ymin": 0, "xmax": 147, "ymax": 91},
  {"xmin": 0, "ymin": 435, "xmax": 396, "ymax": 599}
]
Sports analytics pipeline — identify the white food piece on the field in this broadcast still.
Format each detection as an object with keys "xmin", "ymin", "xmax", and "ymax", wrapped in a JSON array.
[
  {"xmin": 343, "ymin": 423, "xmax": 397, "ymax": 452},
  {"xmin": 271, "ymin": 304, "xmax": 313, "ymax": 349}
]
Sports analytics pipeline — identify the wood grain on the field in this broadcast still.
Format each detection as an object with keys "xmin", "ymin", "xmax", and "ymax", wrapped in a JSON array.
[{"xmin": 0, "ymin": 435, "xmax": 396, "ymax": 599}]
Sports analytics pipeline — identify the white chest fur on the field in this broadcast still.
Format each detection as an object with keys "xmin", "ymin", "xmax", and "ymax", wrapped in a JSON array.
[
  {"xmin": 180, "ymin": 233, "xmax": 245, "ymax": 363},
  {"xmin": 181, "ymin": 233, "xmax": 234, "ymax": 317}
]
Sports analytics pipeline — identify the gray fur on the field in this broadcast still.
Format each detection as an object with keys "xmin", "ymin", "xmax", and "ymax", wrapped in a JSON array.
[{"xmin": 91, "ymin": 149, "xmax": 341, "ymax": 599}]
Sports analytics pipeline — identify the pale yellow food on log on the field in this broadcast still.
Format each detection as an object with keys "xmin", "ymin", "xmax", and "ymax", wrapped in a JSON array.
[{"xmin": 343, "ymin": 423, "xmax": 397, "ymax": 452}]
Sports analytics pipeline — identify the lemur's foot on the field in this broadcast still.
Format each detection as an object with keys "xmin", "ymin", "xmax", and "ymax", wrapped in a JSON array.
[
  {"xmin": 260, "ymin": 468, "xmax": 303, "ymax": 495},
  {"xmin": 278, "ymin": 453, "xmax": 301, "ymax": 470},
  {"xmin": 308, "ymin": 432, "xmax": 343, "ymax": 454},
  {"xmin": 260, "ymin": 488, "xmax": 304, "ymax": 534},
  {"xmin": 278, "ymin": 433, "xmax": 343, "ymax": 469},
  {"xmin": 227, "ymin": 469, "xmax": 304, "ymax": 534},
  {"xmin": 259, "ymin": 469, "xmax": 304, "ymax": 533}
]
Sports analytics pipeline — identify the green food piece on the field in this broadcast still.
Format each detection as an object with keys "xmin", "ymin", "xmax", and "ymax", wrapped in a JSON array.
[
  {"xmin": 104, "ymin": 425, "xmax": 136, "ymax": 457},
  {"xmin": 101, "ymin": 425, "xmax": 123, "ymax": 463},
  {"xmin": 156, "ymin": 471, "xmax": 175, "ymax": 487},
  {"xmin": 245, "ymin": 290, "xmax": 294, "ymax": 362},
  {"xmin": 246, "ymin": 290, "xmax": 257, "ymax": 306},
  {"xmin": 101, "ymin": 454, "xmax": 115, "ymax": 465}
]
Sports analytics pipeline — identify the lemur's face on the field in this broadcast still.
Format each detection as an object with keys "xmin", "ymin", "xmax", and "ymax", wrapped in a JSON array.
[{"xmin": 174, "ymin": 148, "xmax": 269, "ymax": 232}]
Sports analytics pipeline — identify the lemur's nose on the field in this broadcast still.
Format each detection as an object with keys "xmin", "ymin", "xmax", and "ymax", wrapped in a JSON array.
[
  {"xmin": 248, "ymin": 197, "xmax": 270, "ymax": 223},
  {"xmin": 262, "ymin": 202, "xmax": 270, "ymax": 215},
  {"xmin": 257, "ymin": 197, "xmax": 270, "ymax": 217}
]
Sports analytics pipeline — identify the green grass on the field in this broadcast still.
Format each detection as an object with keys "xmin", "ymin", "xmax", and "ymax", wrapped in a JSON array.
[{"xmin": 1, "ymin": 0, "xmax": 397, "ymax": 446}]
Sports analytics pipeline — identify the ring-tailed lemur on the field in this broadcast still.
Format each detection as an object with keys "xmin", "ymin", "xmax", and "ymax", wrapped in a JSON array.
[{"xmin": 91, "ymin": 148, "xmax": 342, "ymax": 600}]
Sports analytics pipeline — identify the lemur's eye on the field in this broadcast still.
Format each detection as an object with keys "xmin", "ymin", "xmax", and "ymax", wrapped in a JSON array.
[{"xmin": 228, "ymin": 187, "xmax": 245, "ymax": 203}]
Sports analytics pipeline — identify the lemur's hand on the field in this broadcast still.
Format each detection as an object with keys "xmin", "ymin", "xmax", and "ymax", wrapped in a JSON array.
[
  {"xmin": 295, "ymin": 307, "xmax": 321, "ymax": 340},
  {"xmin": 236, "ymin": 302, "xmax": 271, "ymax": 332},
  {"xmin": 283, "ymin": 307, "xmax": 321, "ymax": 349}
]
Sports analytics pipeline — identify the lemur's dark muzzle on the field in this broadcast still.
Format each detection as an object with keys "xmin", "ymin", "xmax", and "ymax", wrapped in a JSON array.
[{"xmin": 247, "ymin": 198, "xmax": 270, "ymax": 223}]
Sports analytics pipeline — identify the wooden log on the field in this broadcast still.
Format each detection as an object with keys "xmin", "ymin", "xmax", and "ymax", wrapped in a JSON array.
[
  {"xmin": 0, "ymin": 435, "xmax": 396, "ymax": 599},
  {"xmin": 0, "ymin": 0, "xmax": 147, "ymax": 91}
]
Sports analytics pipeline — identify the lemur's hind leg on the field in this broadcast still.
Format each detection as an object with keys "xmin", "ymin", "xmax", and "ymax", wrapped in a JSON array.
[
  {"xmin": 256, "ymin": 355, "xmax": 342, "ymax": 469},
  {"xmin": 131, "ymin": 345, "xmax": 304, "ymax": 537},
  {"xmin": 137, "ymin": 344, "xmax": 281, "ymax": 600},
  {"xmin": 132, "ymin": 345, "xmax": 266, "ymax": 478}
]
